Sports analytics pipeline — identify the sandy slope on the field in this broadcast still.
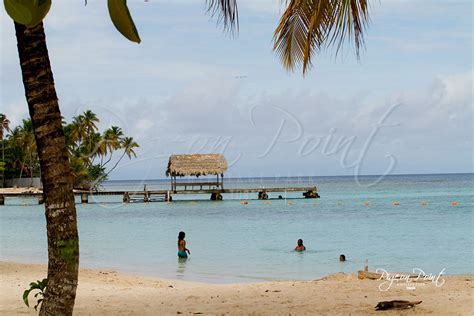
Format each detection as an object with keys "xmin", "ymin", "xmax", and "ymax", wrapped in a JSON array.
[{"xmin": 0, "ymin": 262, "xmax": 472, "ymax": 315}]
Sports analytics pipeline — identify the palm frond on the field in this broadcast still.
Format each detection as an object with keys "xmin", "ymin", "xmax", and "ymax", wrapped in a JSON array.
[
  {"xmin": 205, "ymin": 0, "xmax": 239, "ymax": 34},
  {"xmin": 274, "ymin": 0, "xmax": 370, "ymax": 74},
  {"xmin": 326, "ymin": 0, "xmax": 369, "ymax": 58},
  {"xmin": 274, "ymin": 0, "xmax": 318, "ymax": 72}
]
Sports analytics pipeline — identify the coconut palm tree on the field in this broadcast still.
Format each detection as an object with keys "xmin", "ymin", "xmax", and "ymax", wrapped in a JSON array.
[
  {"xmin": 102, "ymin": 126, "xmax": 124, "ymax": 157},
  {"xmin": 122, "ymin": 137, "xmax": 139, "ymax": 159},
  {"xmin": 69, "ymin": 155, "xmax": 91, "ymax": 189},
  {"xmin": 81, "ymin": 110, "xmax": 99, "ymax": 135},
  {"xmin": 1, "ymin": 113, "xmax": 11, "ymax": 187},
  {"xmin": 82, "ymin": 111, "xmax": 99, "ymax": 155},
  {"xmin": 69, "ymin": 115, "xmax": 86, "ymax": 144},
  {"xmin": 16, "ymin": 120, "xmax": 38, "ymax": 182},
  {"xmin": 6, "ymin": 126, "xmax": 24, "ymax": 177},
  {"xmin": 66, "ymin": 111, "xmax": 101, "ymax": 166},
  {"xmin": 14, "ymin": 21, "xmax": 79, "ymax": 315},
  {"xmin": 59, "ymin": 114, "xmax": 136, "ymax": 189},
  {"xmin": 99, "ymin": 136, "xmax": 139, "ymax": 182}
]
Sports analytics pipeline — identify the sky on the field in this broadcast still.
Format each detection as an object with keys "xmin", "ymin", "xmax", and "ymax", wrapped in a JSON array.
[{"xmin": 1, "ymin": 0, "xmax": 473, "ymax": 180}]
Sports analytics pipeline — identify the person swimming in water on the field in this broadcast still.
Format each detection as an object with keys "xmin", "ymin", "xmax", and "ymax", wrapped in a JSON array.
[
  {"xmin": 177, "ymin": 231, "xmax": 190, "ymax": 258},
  {"xmin": 294, "ymin": 239, "xmax": 306, "ymax": 252},
  {"xmin": 339, "ymin": 254, "xmax": 346, "ymax": 262}
]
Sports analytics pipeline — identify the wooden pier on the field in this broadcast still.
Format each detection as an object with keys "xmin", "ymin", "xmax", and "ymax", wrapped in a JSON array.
[
  {"xmin": 0, "ymin": 186, "xmax": 319, "ymax": 205},
  {"xmin": 1, "ymin": 154, "xmax": 321, "ymax": 205}
]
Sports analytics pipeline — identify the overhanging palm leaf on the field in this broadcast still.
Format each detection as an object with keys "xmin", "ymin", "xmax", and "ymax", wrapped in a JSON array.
[
  {"xmin": 205, "ymin": 0, "xmax": 239, "ymax": 33},
  {"xmin": 274, "ymin": 0, "xmax": 370, "ymax": 74}
]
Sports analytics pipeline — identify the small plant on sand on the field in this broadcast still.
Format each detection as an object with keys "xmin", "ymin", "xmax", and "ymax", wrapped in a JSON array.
[{"xmin": 23, "ymin": 278, "xmax": 48, "ymax": 311}]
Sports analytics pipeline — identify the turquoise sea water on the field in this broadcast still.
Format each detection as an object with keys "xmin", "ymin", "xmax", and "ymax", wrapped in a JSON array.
[{"xmin": 1, "ymin": 173, "xmax": 473, "ymax": 283}]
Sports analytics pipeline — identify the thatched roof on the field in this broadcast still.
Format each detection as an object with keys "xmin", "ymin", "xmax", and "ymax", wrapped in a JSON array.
[{"xmin": 166, "ymin": 154, "xmax": 228, "ymax": 177}]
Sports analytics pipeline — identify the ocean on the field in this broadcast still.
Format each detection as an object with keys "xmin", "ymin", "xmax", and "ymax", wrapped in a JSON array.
[{"xmin": 1, "ymin": 173, "xmax": 472, "ymax": 283}]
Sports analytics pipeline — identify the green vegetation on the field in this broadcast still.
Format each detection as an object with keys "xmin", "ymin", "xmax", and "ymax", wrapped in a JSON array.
[
  {"xmin": 1, "ymin": 113, "xmax": 11, "ymax": 187},
  {"xmin": 23, "ymin": 278, "xmax": 48, "ymax": 311},
  {"xmin": 2, "ymin": 118, "xmax": 38, "ymax": 183},
  {"xmin": 0, "ymin": 111, "xmax": 139, "ymax": 189},
  {"xmin": 57, "ymin": 238, "xmax": 79, "ymax": 271}
]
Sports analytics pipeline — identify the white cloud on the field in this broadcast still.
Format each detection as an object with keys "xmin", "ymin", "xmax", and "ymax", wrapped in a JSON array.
[
  {"xmin": 435, "ymin": 70, "xmax": 473, "ymax": 107},
  {"xmin": 1, "ymin": 101, "xmax": 28, "ymax": 128},
  {"xmin": 54, "ymin": 69, "xmax": 472, "ymax": 178}
]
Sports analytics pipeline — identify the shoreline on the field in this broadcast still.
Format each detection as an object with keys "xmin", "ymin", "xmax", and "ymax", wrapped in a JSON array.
[
  {"xmin": 0, "ymin": 261, "xmax": 472, "ymax": 315},
  {"xmin": 3, "ymin": 257, "xmax": 473, "ymax": 285}
]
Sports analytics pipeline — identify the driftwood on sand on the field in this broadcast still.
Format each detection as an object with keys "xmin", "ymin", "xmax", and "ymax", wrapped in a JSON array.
[
  {"xmin": 357, "ymin": 270, "xmax": 382, "ymax": 280},
  {"xmin": 375, "ymin": 300, "xmax": 422, "ymax": 310}
]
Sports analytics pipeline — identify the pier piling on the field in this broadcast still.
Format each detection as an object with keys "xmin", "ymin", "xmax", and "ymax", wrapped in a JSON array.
[
  {"xmin": 144, "ymin": 186, "xmax": 151, "ymax": 202},
  {"xmin": 303, "ymin": 190, "xmax": 320, "ymax": 198},
  {"xmin": 258, "ymin": 191, "xmax": 269, "ymax": 200},
  {"xmin": 0, "ymin": 195, "xmax": 4, "ymax": 205},
  {"xmin": 210, "ymin": 193, "xmax": 223, "ymax": 201},
  {"xmin": 165, "ymin": 191, "xmax": 172, "ymax": 202},
  {"xmin": 81, "ymin": 193, "xmax": 88, "ymax": 204}
]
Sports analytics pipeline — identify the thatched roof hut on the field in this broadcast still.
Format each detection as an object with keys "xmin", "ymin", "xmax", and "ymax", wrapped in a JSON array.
[{"xmin": 166, "ymin": 154, "xmax": 228, "ymax": 177}]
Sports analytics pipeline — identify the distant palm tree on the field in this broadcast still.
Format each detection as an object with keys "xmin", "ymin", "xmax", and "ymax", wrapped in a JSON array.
[
  {"xmin": 122, "ymin": 137, "xmax": 139, "ymax": 159},
  {"xmin": 80, "ymin": 110, "xmax": 99, "ymax": 155},
  {"xmin": 67, "ymin": 111, "xmax": 101, "ymax": 165},
  {"xmin": 69, "ymin": 155, "xmax": 91, "ymax": 188},
  {"xmin": 16, "ymin": 120, "xmax": 37, "ymax": 182},
  {"xmin": 81, "ymin": 131, "xmax": 103, "ymax": 166},
  {"xmin": 102, "ymin": 126, "xmax": 124, "ymax": 157},
  {"xmin": 100, "ymin": 136, "xmax": 139, "ymax": 181},
  {"xmin": 69, "ymin": 115, "xmax": 86, "ymax": 144},
  {"xmin": 0, "ymin": 113, "xmax": 11, "ymax": 187},
  {"xmin": 7, "ymin": 127, "xmax": 23, "ymax": 173},
  {"xmin": 81, "ymin": 110, "xmax": 99, "ymax": 135}
]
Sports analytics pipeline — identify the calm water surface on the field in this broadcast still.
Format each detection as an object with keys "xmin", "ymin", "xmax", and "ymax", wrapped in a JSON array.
[{"xmin": 1, "ymin": 174, "xmax": 472, "ymax": 283}]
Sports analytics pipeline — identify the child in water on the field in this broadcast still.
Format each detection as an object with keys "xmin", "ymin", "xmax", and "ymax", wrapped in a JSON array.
[
  {"xmin": 295, "ymin": 239, "xmax": 306, "ymax": 252},
  {"xmin": 178, "ymin": 231, "xmax": 190, "ymax": 258}
]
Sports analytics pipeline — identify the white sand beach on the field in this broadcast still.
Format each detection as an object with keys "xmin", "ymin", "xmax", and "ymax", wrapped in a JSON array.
[{"xmin": 0, "ymin": 262, "xmax": 472, "ymax": 315}]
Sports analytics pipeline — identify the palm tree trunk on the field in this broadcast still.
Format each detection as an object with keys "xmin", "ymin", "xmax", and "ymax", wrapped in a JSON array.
[
  {"xmin": 14, "ymin": 22, "xmax": 79, "ymax": 316},
  {"xmin": 19, "ymin": 155, "xmax": 26, "ymax": 180},
  {"xmin": 98, "ymin": 151, "xmax": 126, "ymax": 183},
  {"xmin": 29, "ymin": 151, "xmax": 34, "ymax": 187}
]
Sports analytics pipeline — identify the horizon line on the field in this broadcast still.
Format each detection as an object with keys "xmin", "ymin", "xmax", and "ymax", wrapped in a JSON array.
[{"xmin": 106, "ymin": 172, "xmax": 473, "ymax": 182}]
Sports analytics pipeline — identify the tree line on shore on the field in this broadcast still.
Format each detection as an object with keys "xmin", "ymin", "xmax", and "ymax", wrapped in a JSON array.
[{"xmin": 0, "ymin": 111, "xmax": 138, "ymax": 189}]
